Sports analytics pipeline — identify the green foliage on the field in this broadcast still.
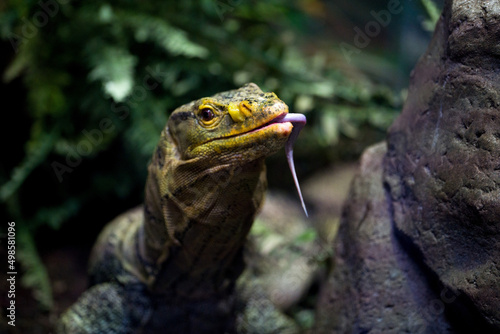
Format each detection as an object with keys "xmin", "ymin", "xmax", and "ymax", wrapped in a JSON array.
[
  {"xmin": 0, "ymin": 0, "xmax": 412, "ymax": 312},
  {"xmin": 17, "ymin": 225, "xmax": 54, "ymax": 310},
  {"xmin": 293, "ymin": 227, "xmax": 317, "ymax": 244},
  {"xmin": 420, "ymin": 0, "xmax": 442, "ymax": 31},
  {"xmin": 0, "ymin": 131, "xmax": 57, "ymax": 201}
]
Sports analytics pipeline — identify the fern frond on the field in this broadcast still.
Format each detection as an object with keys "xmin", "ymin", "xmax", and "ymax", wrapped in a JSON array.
[
  {"xmin": 0, "ymin": 131, "xmax": 57, "ymax": 201},
  {"xmin": 420, "ymin": 0, "xmax": 441, "ymax": 31},
  {"xmin": 17, "ymin": 225, "xmax": 54, "ymax": 310},
  {"xmin": 33, "ymin": 198, "xmax": 81, "ymax": 230},
  {"xmin": 120, "ymin": 13, "xmax": 209, "ymax": 59},
  {"xmin": 88, "ymin": 46, "xmax": 138, "ymax": 102}
]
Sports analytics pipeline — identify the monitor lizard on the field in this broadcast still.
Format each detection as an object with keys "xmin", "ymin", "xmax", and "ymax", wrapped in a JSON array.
[{"xmin": 57, "ymin": 83, "xmax": 308, "ymax": 333}]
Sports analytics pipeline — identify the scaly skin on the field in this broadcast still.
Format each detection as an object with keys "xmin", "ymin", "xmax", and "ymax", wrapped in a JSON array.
[{"xmin": 58, "ymin": 83, "xmax": 304, "ymax": 333}]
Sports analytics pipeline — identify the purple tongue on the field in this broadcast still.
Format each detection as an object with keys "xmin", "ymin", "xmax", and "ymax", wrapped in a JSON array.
[{"xmin": 275, "ymin": 113, "xmax": 308, "ymax": 217}]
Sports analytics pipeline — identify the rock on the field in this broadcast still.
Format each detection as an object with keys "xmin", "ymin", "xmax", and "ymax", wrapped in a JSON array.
[
  {"xmin": 315, "ymin": 143, "xmax": 452, "ymax": 333},
  {"xmin": 251, "ymin": 192, "xmax": 321, "ymax": 311},
  {"xmin": 234, "ymin": 192, "xmax": 323, "ymax": 333},
  {"xmin": 315, "ymin": 0, "xmax": 500, "ymax": 332},
  {"xmin": 385, "ymin": 0, "xmax": 500, "ymax": 329}
]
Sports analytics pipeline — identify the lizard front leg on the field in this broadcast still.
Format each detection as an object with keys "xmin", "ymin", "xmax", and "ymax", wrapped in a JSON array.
[{"xmin": 57, "ymin": 282, "xmax": 151, "ymax": 334}]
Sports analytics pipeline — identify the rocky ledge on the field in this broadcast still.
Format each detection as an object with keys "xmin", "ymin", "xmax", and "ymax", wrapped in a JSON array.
[{"xmin": 315, "ymin": 1, "xmax": 500, "ymax": 332}]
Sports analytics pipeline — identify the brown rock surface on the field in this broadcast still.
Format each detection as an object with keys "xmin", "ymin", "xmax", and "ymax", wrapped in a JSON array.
[
  {"xmin": 315, "ymin": 143, "xmax": 453, "ymax": 333},
  {"xmin": 315, "ymin": 0, "xmax": 500, "ymax": 332},
  {"xmin": 385, "ymin": 0, "xmax": 500, "ymax": 328}
]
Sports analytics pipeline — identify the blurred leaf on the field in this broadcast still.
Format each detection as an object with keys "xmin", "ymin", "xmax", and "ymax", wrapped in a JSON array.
[
  {"xmin": 250, "ymin": 219, "xmax": 273, "ymax": 237},
  {"xmin": 18, "ymin": 226, "xmax": 53, "ymax": 310},
  {"xmin": 294, "ymin": 228, "xmax": 317, "ymax": 244},
  {"xmin": 123, "ymin": 13, "xmax": 209, "ymax": 58},
  {"xmin": 420, "ymin": 0, "xmax": 441, "ymax": 31},
  {"xmin": 88, "ymin": 46, "xmax": 137, "ymax": 102},
  {"xmin": 33, "ymin": 198, "xmax": 81, "ymax": 230},
  {"xmin": 319, "ymin": 108, "xmax": 340, "ymax": 145},
  {"xmin": 3, "ymin": 44, "xmax": 29, "ymax": 81},
  {"xmin": 294, "ymin": 94, "xmax": 314, "ymax": 113},
  {"xmin": 0, "ymin": 131, "xmax": 57, "ymax": 201}
]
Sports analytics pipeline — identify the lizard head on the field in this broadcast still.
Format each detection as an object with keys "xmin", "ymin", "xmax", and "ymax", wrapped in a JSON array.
[{"xmin": 166, "ymin": 83, "xmax": 292, "ymax": 163}]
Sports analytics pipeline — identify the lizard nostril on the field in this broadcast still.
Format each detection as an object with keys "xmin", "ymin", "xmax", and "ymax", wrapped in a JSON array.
[
  {"xmin": 228, "ymin": 103, "xmax": 246, "ymax": 122},
  {"xmin": 239, "ymin": 101, "xmax": 253, "ymax": 117}
]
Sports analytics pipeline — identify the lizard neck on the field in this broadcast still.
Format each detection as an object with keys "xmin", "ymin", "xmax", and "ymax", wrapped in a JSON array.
[{"xmin": 142, "ymin": 132, "xmax": 267, "ymax": 298}]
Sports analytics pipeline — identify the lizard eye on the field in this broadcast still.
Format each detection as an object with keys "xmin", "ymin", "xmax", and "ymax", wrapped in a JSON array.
[
  {"xmin": 198, "ymin": 105, "xmax": 218, "ymax": 126},
  {"xmin": 200, "ymin": 108, "xmax": 215, "ymax": 122}
]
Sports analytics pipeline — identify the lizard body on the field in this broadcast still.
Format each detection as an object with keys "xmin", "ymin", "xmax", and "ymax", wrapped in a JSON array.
[{"xmin": 58, "ymin": 83, "xmax": 306, "ymax": 333}]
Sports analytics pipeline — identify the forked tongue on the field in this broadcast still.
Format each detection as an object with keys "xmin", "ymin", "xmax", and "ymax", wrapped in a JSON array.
[{"xmin": 274, "ymin": 113, "xmax": 308, "ymax": 217}]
